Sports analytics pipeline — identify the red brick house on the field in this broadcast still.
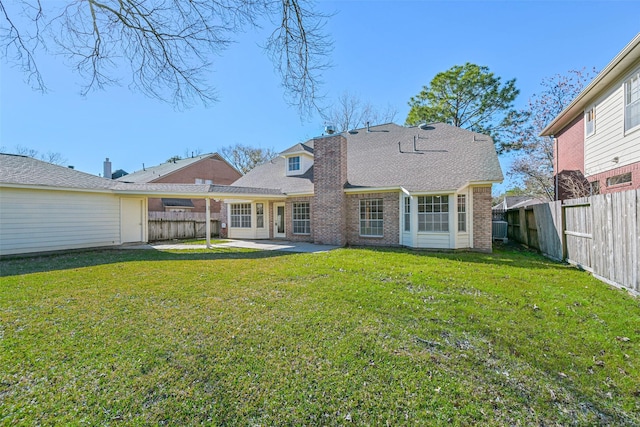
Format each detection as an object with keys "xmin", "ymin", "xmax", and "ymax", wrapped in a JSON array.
[
  {"xmin": 217, "ymin": 123, "xmax": 503, "ymax": 252},
  {"xmin": 541, "ymin": 33, "xmax": 640, "ymax": 199},
  {"xmin": 116, "ymin": 153, "xmax": 242, "ymax": 214}
]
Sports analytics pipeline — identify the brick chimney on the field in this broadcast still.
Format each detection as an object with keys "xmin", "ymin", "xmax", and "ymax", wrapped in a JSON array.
[
  {"xmin": 311, "ymin": 133, "xmax": 347, "ymax": 246},
  {"xmin": 103, "ymin": 157, "xmax": 112, "ymax": 179}
]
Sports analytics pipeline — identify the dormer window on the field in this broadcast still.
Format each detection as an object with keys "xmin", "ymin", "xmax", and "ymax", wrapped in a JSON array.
[{"xmin": 288, "ymin": 156, "xmax": 300, "ymax": 172}]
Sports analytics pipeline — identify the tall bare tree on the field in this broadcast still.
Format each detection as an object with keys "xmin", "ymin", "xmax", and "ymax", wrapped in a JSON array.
[
  {"xmin": 508, "ymin": 68, "xmax": 597, "ymax": 200},
  {"xmin": 0, "ymin": 0, "xmax": 331, "ymax": 113},
  {"xmin": 321, "ymin": 91, "xmax": 397, "ymax": 132},
  {"xmin": 220, "ymin": 143, "xmax": 277, "ymax": 174}
]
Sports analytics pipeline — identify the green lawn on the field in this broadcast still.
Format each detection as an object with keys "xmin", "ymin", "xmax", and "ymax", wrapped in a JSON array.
[{"xmin": 1, "ymin": 245, "xmax": 638, "ymax": 425}]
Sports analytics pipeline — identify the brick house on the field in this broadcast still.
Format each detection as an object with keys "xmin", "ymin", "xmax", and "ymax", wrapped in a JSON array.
[
  {"xmin": 116, "ymin": 153, "xmax": 242, "ymax": 215},
  {"xmin": 218, "ymin": 123, "xmax": 503, "ymax": 252},
  {"xmin": 541, "ymin": 33, "xmax": 640, "ymax": 199}
]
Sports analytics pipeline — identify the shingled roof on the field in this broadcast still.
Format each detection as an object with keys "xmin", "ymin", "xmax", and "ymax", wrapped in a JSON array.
[
  {"xmin": 232, "ymin": 123, "xmax": 503, "ymax": 194},
  {"xmin": 116, "ymin": 153, "xmax": 234, "ymax": 183},
  {"xmin": 0, "ymin": 154, "xmax": 282, "ymax": 197}
]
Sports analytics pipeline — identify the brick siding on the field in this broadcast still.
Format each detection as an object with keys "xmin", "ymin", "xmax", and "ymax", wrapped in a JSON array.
[
  {"xmin": 148, "ymin": 156, "xmax": 241, "ymax": 214},
  {"xmin": 472, "ymin": 186, "xmax": 492, "ymax": 252},
  {"xmin": 555, "ymin": 115, "xmax": 585, "ymax": 174},
  {"xmin": 346, "ymin": 192, "xmax": 400, "ymax": 246},
  {"xmin": 587, "ymin": 161, "xmax": 640, "ymax": 194},
  {"xmin": 311, "ymin": 134, "xmax": 348, "ymax": 246}
]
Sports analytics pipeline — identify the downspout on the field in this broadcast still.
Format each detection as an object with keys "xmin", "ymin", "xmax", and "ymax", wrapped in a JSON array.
[{"xmin": 553, "ymin": 135, "xmax": 558, "ymax": 201}]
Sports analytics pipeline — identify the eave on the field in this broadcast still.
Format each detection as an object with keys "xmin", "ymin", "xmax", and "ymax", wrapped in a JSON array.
[{"xmin": 540, "ymin": 33, "xmax": 640, "ymax": 137}]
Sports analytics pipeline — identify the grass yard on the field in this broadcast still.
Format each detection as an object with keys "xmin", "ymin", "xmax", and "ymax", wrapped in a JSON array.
[{"xmin": 1, "ymin": 245, "xmax": 638, "ymax": 425}]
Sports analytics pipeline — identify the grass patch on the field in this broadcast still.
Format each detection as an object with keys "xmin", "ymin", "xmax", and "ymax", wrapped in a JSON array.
[{"xmin": 1, "ymin": 246, "xmax": 638, "ymax": 425}]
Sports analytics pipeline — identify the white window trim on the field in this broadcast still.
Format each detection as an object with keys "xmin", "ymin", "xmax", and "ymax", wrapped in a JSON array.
[
  {"xmin": 359, "ymin": 198, "xmax": 384, "ymax": 237},
  {"xmin": 292, "ymin": 202, "xmax": 310, "ymax": 235},
  {"xmin": 624, "ymin": 69, "xmax": 640, "ymax": 134},
  {"xmin": 230, "ymin": 203, "xmax": 252, "ymax": 228},
  {"xmin": 584, "ymin": 105, "xmax": 596, "ymax": 137},
  {"xmin": 417, "ymin": 195, "xmax": 450, "ymax": 233},
  {"xmin": 288, "ymin": 156, "xmax": 301, "ymax": 172}
]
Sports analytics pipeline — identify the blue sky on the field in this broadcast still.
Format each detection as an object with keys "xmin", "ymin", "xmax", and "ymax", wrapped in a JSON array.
[{"xmin": 1, "ymin": 1, "xmax": 638, "ymax": 195}]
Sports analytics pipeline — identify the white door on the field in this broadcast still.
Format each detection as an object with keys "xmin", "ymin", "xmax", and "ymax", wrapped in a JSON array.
[
  {"xmin": 273, "ymin": 203, "xmax": 286, "ymax": 238},
  {"xmin": 121, "ymin": 198, "xmax": 145, "ymax": 243}
]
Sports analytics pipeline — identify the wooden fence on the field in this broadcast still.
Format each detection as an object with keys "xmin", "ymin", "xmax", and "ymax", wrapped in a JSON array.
[
  {"xmin": 148, "ymin": 211, "xmax": 220, "ymax": 241},
  {"xmin": 505, "ymin": 189, "xmax": 639, "ymax": 295}
]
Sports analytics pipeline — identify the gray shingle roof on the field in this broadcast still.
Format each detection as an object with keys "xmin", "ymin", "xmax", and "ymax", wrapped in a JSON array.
[
  {"xmin": 0, "ymin": 154, "xmax": 116, "ymax": 190},
  {"xmin": 0, "ymin": 154, "xmax": 282, "ymax": 197},
  {"xmin": 116, "ymin": 153, "xmax": 228, "ymax": 183},
  {"xmin": 233, "ymin": 123, "xmax": 503, "ymax": 194}
]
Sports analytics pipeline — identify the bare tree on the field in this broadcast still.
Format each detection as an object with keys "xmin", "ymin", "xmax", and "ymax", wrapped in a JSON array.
[
  {"xmin": 559, "ymin": 171, "xmax": 594, "ymax": 199},
  {"xmin": 321, "ymin": 91, "xmax": 397, "ymax": 132},
  {"xmin": 0, "ymin": 0, "xmax": 331, "ymax": 112},
  {"xmin": 220, "ymin": 143, "xmax": 278, "ymax": 174},
  {"xmin": 10, "ymin": 144, "xmax": 67, "ymax": 165},
  {"xmin": 508, "ymin": 68, "xmax": 597, "ymax": 200}
]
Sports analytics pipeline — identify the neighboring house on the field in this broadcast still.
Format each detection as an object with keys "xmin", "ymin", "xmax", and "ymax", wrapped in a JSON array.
[
  {"xmin": 116, "ymin": 153, "xmax": 242, "ymax": 214},
  {"xmin": 0, "ymin": 154, "xmax": 252, "ymax": 256},
  {"xmin": 541, "ymin": 33, "xmax": 640, "ymax": 200},
  {"xmin": 219, "ymin": 123, "xmax": 503, "ymax": 252}
]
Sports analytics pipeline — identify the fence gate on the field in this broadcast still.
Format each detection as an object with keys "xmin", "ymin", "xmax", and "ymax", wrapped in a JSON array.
[{"xmin": 563, "ymin": 198, "xmax": 593, "ymax": 271}]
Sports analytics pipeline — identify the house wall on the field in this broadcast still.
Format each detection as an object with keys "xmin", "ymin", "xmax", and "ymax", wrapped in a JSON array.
[
  {"xmin": 0, "ymin": 187, "xmax": 126, "ymax": 255},
  {"xmin": 472, "ymin": 186, "xmax": 493, "ymax": 252},
  {"xmin": 149, "ymin": 156, "xmax": 242, "ymax": 213},
  {"xmin": 588, "ymin": 162, "xmax": 640, "ymax": 194},
  {"xmin": 312, "ymin": 134, "xmax": 348, "ymax": 246},
  {"xmin": 346, "ymin": 192, "xmax": 400, "ymax": 247},
  {"xmin": 584, "ymin": 64, "xmax": 640, "ymax": 178},
  {"xmin": 555, "ymin": 114, "xmax": 585, "ymax": 175}
]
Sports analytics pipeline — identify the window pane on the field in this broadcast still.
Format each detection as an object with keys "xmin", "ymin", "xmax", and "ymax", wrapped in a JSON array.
[
  {"xmin": 292, "ymin": 202, "xmax": 310, "ymax": 234},
  {"xmin": 360, "ymin": 199, "xmax": 383, "ymax": 236}
]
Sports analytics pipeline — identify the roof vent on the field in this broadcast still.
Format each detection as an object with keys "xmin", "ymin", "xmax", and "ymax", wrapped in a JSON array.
[
  {"xmin": 348, "ymin": 129, "xmax": 358, "ymax": 134},
  {"xmin": 325, "ymin": 125, "xmax": 336, "ymax": 135}
]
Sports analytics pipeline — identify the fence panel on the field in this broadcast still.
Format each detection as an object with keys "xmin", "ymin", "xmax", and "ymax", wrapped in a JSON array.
[
  {"xmin": 563, "ymin": 199, "xmax": 592, "ymax": 270},
  {"xmin": 147, "ymin": 211, "xmax": 220, "ymax": 241},
  {"xmin": 504, "ymin": 189, "xmax": 639, "ymax": 295},
  {"xmin": 533, "ymin": 201, "xmax": 563, "ymax": 261}
]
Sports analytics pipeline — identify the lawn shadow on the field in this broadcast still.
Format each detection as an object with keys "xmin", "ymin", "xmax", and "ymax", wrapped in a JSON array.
[
  {"xmin": 0, "ymin": 247, "xmax": 296, "ymax": 277},
  {"xmin": 348, "ymin": 241, "xmax": 573, "ymax": 273}
]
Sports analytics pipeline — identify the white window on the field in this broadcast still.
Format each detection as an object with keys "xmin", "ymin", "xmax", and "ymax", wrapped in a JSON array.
[
  {"xmin": 195, "ymin": 178, "xmax": 213, "ymax": 184},
  {"xmin": 256, "ymin": 203, "xmax": 264, "ymax": 228},
  {"xmin": 585, "ymin": 106, "xmax": 595, "ymax": 137},
  {"xmin": 292, "ymin": 202, "xmax": 310, "ymax": 234},
  {"xmin": 230, "ymin": 203, "xmax": 251, "ymax": 228},
  {"xmin": 417, "ymin": 195, "xmax": 449, "ymax": 232},
  {"xmin": 457, "ymin": 194, "xmax": 466, "ymax": 232},
  {"xmin": 288, "ymin": 156, "xmax": 300, "ymax": 172},
  {"xmin": 625, "ymin": 70, "xmax": 640, "ymax": 132},
  {"xmin": 404, "ymin": 197, "xmax": 411, "ymax": 232},
  {"xmin": 360, "ymin": 199, "xmax": 383, "ymax": 236}
]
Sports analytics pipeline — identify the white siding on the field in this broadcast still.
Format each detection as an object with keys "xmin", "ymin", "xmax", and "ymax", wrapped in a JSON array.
[
  {"xmin": 456, "ymin": 233, "xmax": 470, "ymax": 249},
  {"xmin": 0, "ymin": 187, "xmax": 122, "ymax": 255},
  {"xmin": 585, "ymin": 66, "xmax": 640, "ymax": 176},
  {"xmin": 415, "ymin": 233, "xmax": 450, "ymax": 249},
  {"xmin": 401, "ymin": 232, "xmax": 413, "ymax": 247},
  {"xmin": 285, "ymin": 153, "xmax": 314, "ymax": 176}
]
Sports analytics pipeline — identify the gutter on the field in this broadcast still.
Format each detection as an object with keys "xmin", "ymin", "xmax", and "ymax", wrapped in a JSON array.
[{"xmin": 540, "ymin": 33, "xmax": 640, "ymax": 136}]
